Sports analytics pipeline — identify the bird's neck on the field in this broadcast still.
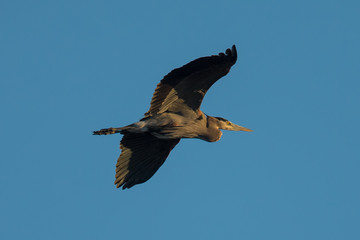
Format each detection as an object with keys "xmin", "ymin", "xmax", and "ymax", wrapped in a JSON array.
[{"xmin": 203, "ymin": 115, "xmax": 222, "ymax": 142}]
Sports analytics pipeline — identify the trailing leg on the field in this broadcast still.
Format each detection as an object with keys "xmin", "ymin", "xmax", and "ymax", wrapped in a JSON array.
[{"xmin": 93, "ymin": 127, "xmax": 122, "ymax": 135}]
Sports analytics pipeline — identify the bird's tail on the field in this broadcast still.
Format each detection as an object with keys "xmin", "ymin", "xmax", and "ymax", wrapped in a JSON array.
[
  {"xmin": 93, "ymin": 127, "xmax": 123, "ymax": 135},
  {"xmin": 93, "ymin": 123, "xmax": 145, "ymax": 135}
]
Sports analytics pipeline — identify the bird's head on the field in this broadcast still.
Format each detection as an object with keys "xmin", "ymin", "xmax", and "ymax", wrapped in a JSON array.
[{"xmin": 215, "ymin": 117, "xmax": 252, "ymax": 132}]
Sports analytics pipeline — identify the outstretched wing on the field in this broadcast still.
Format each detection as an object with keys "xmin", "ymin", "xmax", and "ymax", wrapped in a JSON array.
[
  {"xmin": 144, "ymin": 45, "xmax": 237, "ymax": 117},
  {"xmin": 114, "ymin": 133, "xmax": 180, "ymax": 189}
]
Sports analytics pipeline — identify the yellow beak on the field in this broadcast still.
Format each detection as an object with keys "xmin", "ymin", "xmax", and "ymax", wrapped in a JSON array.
[{"xmin": 232, "ymin": 124, "xmax": 253, "ymax": 132}]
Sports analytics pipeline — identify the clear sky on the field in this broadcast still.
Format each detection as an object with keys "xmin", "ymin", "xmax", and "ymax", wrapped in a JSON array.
[{"xmin": 1, "ymin": 1, "xmax": 359, "ymax": 239}]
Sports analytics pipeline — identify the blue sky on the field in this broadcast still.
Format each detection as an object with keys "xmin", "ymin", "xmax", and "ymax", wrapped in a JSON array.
[{"xmin": 1, "ymin": 0, "xmax": 359, "ymax": 239}]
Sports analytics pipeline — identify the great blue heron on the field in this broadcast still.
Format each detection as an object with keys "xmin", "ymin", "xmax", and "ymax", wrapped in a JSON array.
[{"xmin": 94, "ymin": 45, "xmax": 252, "ymax": 189}]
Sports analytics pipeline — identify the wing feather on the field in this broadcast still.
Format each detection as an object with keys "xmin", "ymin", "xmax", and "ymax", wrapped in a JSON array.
[
  {"xmin": 114, "ymin": 133, "xmax": 180, "ymax": 189},
  {"xmin": 145, "ymin": 45, "xmax": 237, "ymax": 117}
]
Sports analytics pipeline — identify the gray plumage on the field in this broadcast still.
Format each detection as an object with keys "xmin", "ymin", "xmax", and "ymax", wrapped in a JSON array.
[{"xmin": 94, "ymin": 45, "xmax": 252, "ymax": 189}]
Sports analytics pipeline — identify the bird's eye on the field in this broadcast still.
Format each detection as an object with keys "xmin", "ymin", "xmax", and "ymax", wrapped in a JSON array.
[{"xmin": 226, "ymin": 121, "xmax": 231, "ymax": 125}]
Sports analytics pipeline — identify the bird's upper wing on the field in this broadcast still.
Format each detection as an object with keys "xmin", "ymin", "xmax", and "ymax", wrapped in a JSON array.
[
  {"xmin": 114, "ymin": 132, "xmax": 180, "ymax": 189},
  {"xmin": 144, "ymin": 45, "xmax": 237, "ymax": 118}
]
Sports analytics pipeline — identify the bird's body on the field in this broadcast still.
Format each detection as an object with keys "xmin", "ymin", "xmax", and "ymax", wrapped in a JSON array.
[
  {"xmin": 94, "ymin": 45, "xmax": 252, "ymax": 189},
  {"xmin": 108, "ymin": 112, "xmax": 223, "ymax": 142}
]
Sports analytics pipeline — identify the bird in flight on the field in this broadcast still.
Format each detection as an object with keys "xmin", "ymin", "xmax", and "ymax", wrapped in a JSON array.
[{"xmin": 94, "ymin": 45, "xmax": 252, "ymax": 189}]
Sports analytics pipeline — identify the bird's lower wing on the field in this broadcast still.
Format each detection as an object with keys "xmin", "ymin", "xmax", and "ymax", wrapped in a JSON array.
[{"xmin": 115, "ymin": 133, "xmax": 180, "ymax": 189}]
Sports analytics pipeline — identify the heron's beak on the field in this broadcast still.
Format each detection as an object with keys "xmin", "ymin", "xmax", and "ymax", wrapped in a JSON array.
[{"xmin": 231, "ymin": 124, "xmax": 253, "ymax": 132}]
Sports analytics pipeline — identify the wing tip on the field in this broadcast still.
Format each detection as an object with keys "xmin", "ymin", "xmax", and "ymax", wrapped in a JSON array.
[
  {"xmin": 114, "ymin": 179, "xmax": 131, "ymax": 190},
  {"xmin": 224, "ymin": 44, "xmax": 237, "ymax": 64},
  {"xmin": 231, "ymin": 44, "xmax": 237, "ymax": 56},
  {"xmin": 220, "ymin": 44, "xmax": 237, "ymax": 65}
]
